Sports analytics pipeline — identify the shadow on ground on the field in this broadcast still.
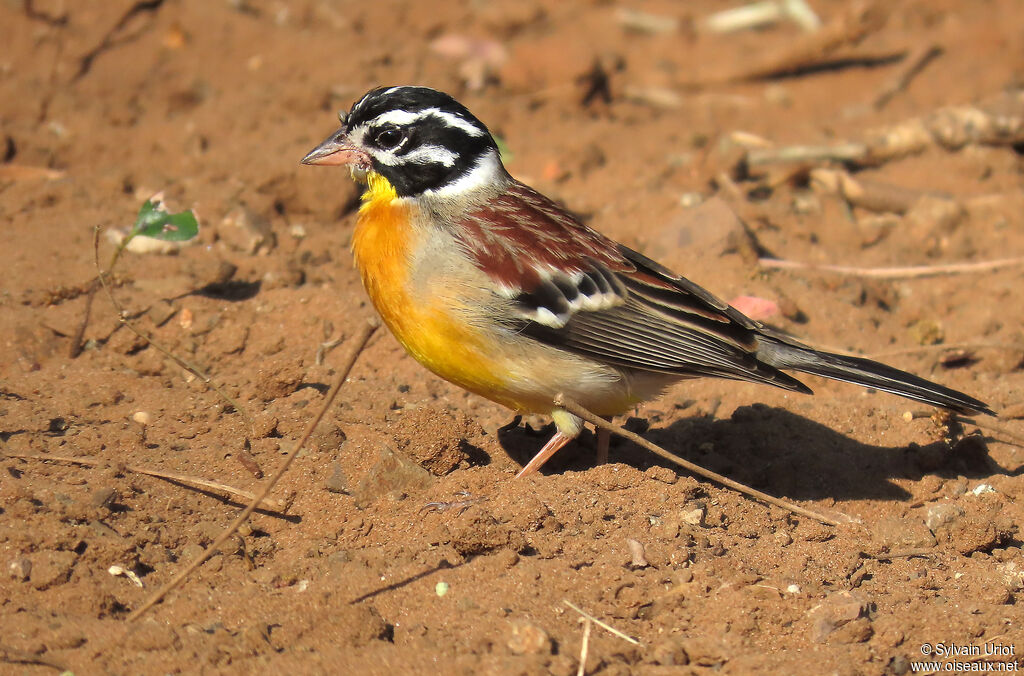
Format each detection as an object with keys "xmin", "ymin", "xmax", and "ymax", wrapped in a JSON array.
[{"xmin": 498, "ymin": 403, "xmax": 996, "ymax": 502}]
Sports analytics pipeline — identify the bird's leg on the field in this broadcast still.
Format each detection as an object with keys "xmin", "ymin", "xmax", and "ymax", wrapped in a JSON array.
[
  {"xmin": 514, "ymin": 431, "xmax": 574, "ymax": 478},
  {"xmin": 595, "ymin": 424, "xmax": 611, "ymax": 466}
]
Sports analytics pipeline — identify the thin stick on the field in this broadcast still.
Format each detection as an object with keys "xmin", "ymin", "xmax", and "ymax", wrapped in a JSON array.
[
  {"xmin": 3, "ymin": 452, "xmax": 287, "ymax": 512},
  {"xmin": 746, "ymin": 143, "xmax": 868, "ymax": 167},
  {"xmin": 809, "ymin": 167, "xmax": 948, "ymax": 214},
  {"xmin": 126, "ymin": 319, "xmax": 378, "ymax": 622},
  {"xmin": 954, "ymin": 415, "xmax": 1024, "ymax": 448},
  {"xmin": 696, "ymin": 1, "xmax": 889, "ymax": 84},
  {"xmin": 556, "ymin": 395, "xmax": 853, "ymax": 526},
  {"xmin": 92, "ymin": 225, "xmax": 253, "ymax": 433},
  {"xmin": 759, "ymin": 256, "xmax": 1024, "ymax": 280},
  {"xmin": 563, "ymin": 600, "xmax": 640, "ymax": 646},
  {"xmin": 873, "ymin": 44, "xmax": 943, "ymax": 110},
  {"xmin": 68, "ymin": 279, "xmax": 98, "ymax": 358},
  {"xmin": 577, "ymin": 618, "xmax": 592, "ymax": 676}
]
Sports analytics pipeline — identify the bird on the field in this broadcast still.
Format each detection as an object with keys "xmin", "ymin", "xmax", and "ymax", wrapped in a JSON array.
[{"xmin": 301, "ymin": 85, "xmax": 993, "ymax": 478}]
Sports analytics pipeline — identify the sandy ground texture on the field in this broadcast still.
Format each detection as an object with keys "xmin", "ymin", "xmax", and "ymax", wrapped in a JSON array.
[{"xmin": 2, "ymin": 0, "xmax": 1024, "ymax": 673}]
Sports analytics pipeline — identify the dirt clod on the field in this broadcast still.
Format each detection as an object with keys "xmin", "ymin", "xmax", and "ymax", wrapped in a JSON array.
[
  {"xmin": 506, "ymin": 619, "xmax": 551, "ymax": 655},
  {"xmin": 29, "ymin": 550, "xmax": 77, "ymax": 590}
]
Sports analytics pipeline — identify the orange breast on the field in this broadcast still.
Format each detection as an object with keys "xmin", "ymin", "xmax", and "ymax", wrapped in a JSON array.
[{"xmin": 351, "ymin": 174, "xmax": 512, "ymax": 406}]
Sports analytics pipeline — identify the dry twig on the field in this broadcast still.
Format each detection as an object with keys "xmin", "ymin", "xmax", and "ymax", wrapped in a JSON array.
[
  {"xmin": 3, "ymin": 452, "xmax": 287, "ymax": 512},
  {"xmin": 92, "ymin": 225, "xmax": 252, "ymax": 433},
  {"xmin": 696, "ymin": 1, "xmax": 889, "ymax": 84},
  {"xmin": 759, "ymin": 256, "xmax": 1024, "ymax": 280},
  {"xmin": 953, "ymin": 415, "xmax": 1024, "ymax": 449},
  {"xmin": 747, "ymin": 90, "xmax": 1024, "ymax": 169},
  {"xmin": 563, "ymin": 600, "xmax": 640, "ymax": 646},
  {"xmin": 809, "ymin": 168, "xmax": 953, "ymax": 214},
  {"xmin": 704, "ymin": 0, "xmax": 821, "ymax": 34},
  {"xmin": 556, "ymin": 394, "xmax": 855, "ymax": 526},
  {"xmin": 873, "ymin": 44, "xmax": 943, "ymax": 110},
  {"xmin": 126, "ymin": 319, "xmax": 378, "ymax": 622},
  {"xmin": 577, "ymin": 618, "xmax": 592, "ymax": 676},
  {"xmin": 69, "ymin": 279, "xmax": 99, "ymax": 358},
  {"xmin": 74, "ymin": 0, "xmax": 166, "ymax": 81},
  {"xmin": 0, "ymin": 641, "xmax": 67, "ymax": 672}
]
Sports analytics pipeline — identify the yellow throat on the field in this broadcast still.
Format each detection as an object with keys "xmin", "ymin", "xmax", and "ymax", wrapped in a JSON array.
[{"xmin": 349, "ymin": 171, "xmax": 511, "ymax": 405}]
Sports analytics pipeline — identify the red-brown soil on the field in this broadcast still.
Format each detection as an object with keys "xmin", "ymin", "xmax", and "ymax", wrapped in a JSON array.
[{"xmin": 2, "ymin": 1, "xmax": 1022, "ymax": 674}]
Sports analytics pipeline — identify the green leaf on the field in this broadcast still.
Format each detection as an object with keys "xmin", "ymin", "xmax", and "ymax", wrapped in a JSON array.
[
  {"xmin": 493, "ymin": 135, "xmax": 514, "ymax": 164},
  {"xmin": 131, "ymin": 199, "xmax": 199, "ymax": 241}
]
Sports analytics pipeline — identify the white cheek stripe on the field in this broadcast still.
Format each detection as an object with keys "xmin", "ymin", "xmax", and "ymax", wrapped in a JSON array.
[
  {"xmin": 370, "ymin": 144, "xmax": 458, "ymax": 167},
  {"xmin": 423, "ymin": 149, "xmax": 503, "ymax": 198},
  {"xmin": 372, "ymin": 108, "xmax": 486, "ymax": 137}
]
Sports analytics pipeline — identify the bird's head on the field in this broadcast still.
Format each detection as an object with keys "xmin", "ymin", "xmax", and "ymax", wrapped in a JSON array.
[{"xmin": 302, "ymin": 86, "xmax": 505, "ymax": 199}]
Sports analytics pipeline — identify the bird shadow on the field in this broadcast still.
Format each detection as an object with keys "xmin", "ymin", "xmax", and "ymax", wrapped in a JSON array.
[{"xmin": 497, "ymin": 403, "xmax": 998, "ymax": 502}]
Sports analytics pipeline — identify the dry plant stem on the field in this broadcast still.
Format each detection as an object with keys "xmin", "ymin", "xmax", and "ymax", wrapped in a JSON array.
[
  {"xmin": 563, "ymin": 600, "xmax": 640, "ymax": 646},
  {"xmin": 953, "ymin": 415, "xmax": 1024, "ymax": 448},
  {"xmin": 698, "ymin": 1, "xmax": 888, "ymax": 84},
  {"xmin": 126, "ymin": 319, "xmax": 379, "ymax": 623},
  {"xmin": 92, "ymin": 225, "xmax": 252, "ymax": 433},
  {"xmin": 759, "ymin": 256, "xmax": 1024, "ymax": 279},
  {"xmin": 747, "ymin": 90, "xmax": 1024, "ymax": 169},
  {"xmin": 3, "ymin": 452, "xmax": 286, "ymax": 511},
  {"xmin": 68, "ymin": 279, "xmax": 99, "ymax": 358},
  {"xmin": 873, "ymin": 44, "xmax": 943, "ymax": 110},
  {"xmin": 555, "ymin": 395, "xmax": 852, "ymax": 526},
  {"xmin": 747, "ymin": 143, "xmax": 868, "ymax": 167},
  {"xmin": 0, "ymin": 641, "xmax": 68, "ymax": 672},
  {"xmin": 74, "ymin": 0, "xmax": 167, "ymax": 81},
  {"xmin": 577, "ymin": 619, "xmax": 592, "ymax": 676},
  {"xmin": 809, "ymin": 168, "xmax": 949, "ymax": 214}
]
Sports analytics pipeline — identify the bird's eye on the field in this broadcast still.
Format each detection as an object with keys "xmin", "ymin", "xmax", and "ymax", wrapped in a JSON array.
[{"xmin": 374, "ymin": 127, "xmax": 404, "ymax": 149}]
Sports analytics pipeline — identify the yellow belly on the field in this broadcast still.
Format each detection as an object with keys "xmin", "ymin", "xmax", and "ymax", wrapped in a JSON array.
[{"xmin": 351, "ymin": 173, "xmax": 512, "ymax": 406}]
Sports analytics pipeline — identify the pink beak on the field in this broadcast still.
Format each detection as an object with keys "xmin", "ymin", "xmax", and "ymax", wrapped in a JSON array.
[{"xmin": 301, "ymin": 130, "xmax": 371, "ymax": 169}]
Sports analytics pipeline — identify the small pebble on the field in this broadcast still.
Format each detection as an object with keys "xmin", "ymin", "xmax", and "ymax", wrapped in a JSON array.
[
  {"xmin": 493, "ymin": 549, "xmax": 520, "ymax": 569},
  {"xmin": 626, "ymin": 538, "xmax": 649, "ymax": 568},
  {"xmin": 8, "ymin": 558, "xmax": 31, "ymax": 581},
  {"xmin": 925, "ymin": 503, "xmax": 964, "ymax": 531},
  {"xmin": 325, "ymin": 462, "xmax": 349, "ymax": 494},
  {"xmin": 435, "ymin": 581, "xmax": 450, "ymax": 597},
  {"xmin": 679, "ymin": 192, "xmax": 703, "ymax": 207},
  {"xmin": 506, "ymin": 620, "xmax": 551, "ymax": 655},
  {"xmin": 681, "ymin": 505, "xmax": 706, "ymax": 527},
  {"xmin": 90, "ymin": 486, "xmax": 118, "ymax": 509}
]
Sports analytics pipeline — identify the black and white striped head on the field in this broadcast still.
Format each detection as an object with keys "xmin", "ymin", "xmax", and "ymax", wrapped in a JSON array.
[{"xmin": 302, "ymin": 86, "xmax": 505, "ymax": 198}]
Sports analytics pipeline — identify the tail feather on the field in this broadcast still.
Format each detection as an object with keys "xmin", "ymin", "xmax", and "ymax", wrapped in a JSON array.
[{"xmin": 757, "ymin": 341, "xmax": 994, "ymax": 417}]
